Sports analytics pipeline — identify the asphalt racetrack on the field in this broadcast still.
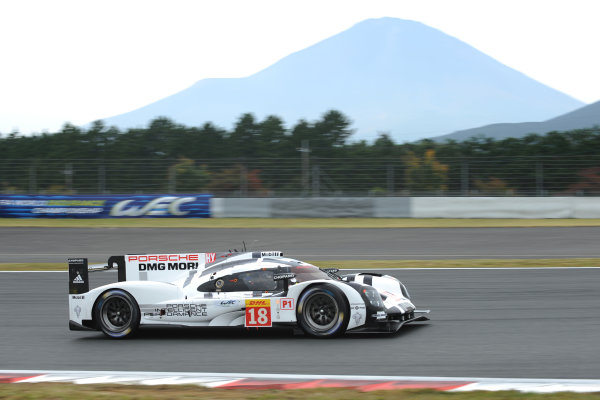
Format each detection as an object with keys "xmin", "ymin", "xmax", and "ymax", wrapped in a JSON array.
[
  {"xmin": 2, "ymin": 226, "xmax": 600, "ymax": 263},
  {"xmin": 1, "ymin": 227, "xmax": 599, "ymax": 379}
]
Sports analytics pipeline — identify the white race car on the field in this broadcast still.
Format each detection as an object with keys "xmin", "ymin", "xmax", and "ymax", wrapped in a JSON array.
[{"xmin": 68, "ymin": 251, "xmax": 429, "ymax": 338}]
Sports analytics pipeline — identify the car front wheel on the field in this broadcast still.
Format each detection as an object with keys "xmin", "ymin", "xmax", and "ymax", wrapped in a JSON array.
[{"xmin": 297, "ymin": 284, "xmax": 349, "ymax": 338}]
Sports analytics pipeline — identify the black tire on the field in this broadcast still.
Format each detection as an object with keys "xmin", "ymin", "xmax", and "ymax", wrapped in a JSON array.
[
  {"xmin": 296, "ymin": 284, "xmax": 349, "ymax": 338},
  {"xmin": 95, "ymin": 289, "xmax": 140, "ymax": 339}
]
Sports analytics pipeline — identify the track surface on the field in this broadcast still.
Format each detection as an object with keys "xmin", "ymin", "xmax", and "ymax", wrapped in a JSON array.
[
  {"xmin": 2, "ymin": 226, "xmax": 600, "ymax": 263},
  {"xmin": 2, "ymin": 268, "xmax": 599, "ymax": 379}
]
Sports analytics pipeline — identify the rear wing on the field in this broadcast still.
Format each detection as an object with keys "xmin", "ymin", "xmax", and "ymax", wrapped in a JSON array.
[
  {"xmin": 68, "ymin": 251, "xmax": 284, "ymax": 289},
  {"xmin": 68, "ymin": 258, "xmax": 90, "ymax": 294}
]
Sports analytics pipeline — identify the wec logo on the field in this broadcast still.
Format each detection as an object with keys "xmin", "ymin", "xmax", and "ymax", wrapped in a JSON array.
[{"xmin": 110, "ymin": 196, "xmax": 196, "ymax": 217}]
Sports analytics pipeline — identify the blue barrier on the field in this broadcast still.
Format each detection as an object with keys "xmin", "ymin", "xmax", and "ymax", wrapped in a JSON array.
[{"xmin": 0, "ymin": 195, "xmax": 212, "ymax": 218}]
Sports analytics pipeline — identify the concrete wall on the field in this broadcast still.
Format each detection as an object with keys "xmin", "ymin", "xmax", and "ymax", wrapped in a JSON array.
[
  {"xmin": 210, "ymin": 197, "xmax": 600, "ymax": 218},
  {"xmin": 211, "ymin": 197, "xmax": 411, "ymax": 218}
]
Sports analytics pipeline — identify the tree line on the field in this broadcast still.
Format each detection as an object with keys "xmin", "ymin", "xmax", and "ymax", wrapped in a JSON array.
[{"xmin": 1, "ymin": 110, "xmax": 600, "ymax": 196}]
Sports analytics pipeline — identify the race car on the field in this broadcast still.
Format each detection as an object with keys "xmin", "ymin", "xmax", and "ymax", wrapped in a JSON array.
[{"xmin": 68, "ymin": 251, "xmax": 429, "ymax": 339}]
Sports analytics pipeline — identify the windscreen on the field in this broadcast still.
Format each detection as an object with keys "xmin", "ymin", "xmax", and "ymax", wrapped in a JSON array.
[{"xmin": 291, "ymin": 264, "xmax": 331, "ymax": 283}]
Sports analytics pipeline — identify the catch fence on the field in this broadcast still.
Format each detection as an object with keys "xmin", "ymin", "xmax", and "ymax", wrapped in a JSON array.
[{"xmin": 1, "ymin": 156, "xmax": 599, "ymax": 196}]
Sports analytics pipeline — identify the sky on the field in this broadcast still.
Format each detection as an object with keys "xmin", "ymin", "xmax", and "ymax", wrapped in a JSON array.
[{"xmin": 1, "ymin": 0, "xmax": 599, "ymax": 135}]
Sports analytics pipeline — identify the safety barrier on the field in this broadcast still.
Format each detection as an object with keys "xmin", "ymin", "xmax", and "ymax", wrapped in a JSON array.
[
  {"xmin": 2, "ymin": 195, "xmax": 599, "ymax": 218},
  {"xmin": 211, "ymin": 197, "xmax": 600, "ymax": 218}
]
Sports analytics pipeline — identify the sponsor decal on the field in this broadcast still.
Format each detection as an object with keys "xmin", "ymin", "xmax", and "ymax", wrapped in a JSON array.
[
  {"xmin": 138, "ymin": 262, "xmax": 199, "ymax": 271},
  {"xmin": 246, "ymin": 299, "xmax": 269, "ymax": 307},
  {"xmin": 374, "ymin": 311, "xmax": 387, "ymax": 320},
  {"xmin": 74, "ymin": 305, "xmax": 81, "ymax": 318},
  {"xmin": 351, "ymin": 303, "xmax": 366, "ymax": 309},
  {"xmin": 205, "ymin": 253, "xmax": 216, "ymax": 263},
  {"xmin": 110, "ymin": 196, "xmax": 196, "ymax": 217},
  {"xmin": 32, "ymin": 207, "xmax": 103, "ymax": 214},
  {"xmin": 322, "ymin": 268, "xmax": 340, "ymax": 274},
  {"xmin": 280, "ymin": 298, "xmax": 294, "ymax": 310},
  {"xmin": 352, "ymin": 313, "xmax": 362, "ymax": 324},
  {"xmin": 166, "ymin": 303, "xmax": 207, "ymax": 317},
  {"xmin": 273, "ymin": 273, "xmax": 295, "ymax": 281},
  {"xmin": 219, "ymin": 300, "xmax": 240, "ymax": 307},
  {"xmin": 71, "ymin": 295, "xmax": 85, "ymax": 300},
  {"xmin": 261, "ymin": 251, "xmax": 282, "ymax": 257},
  {"xmin": 72, "ymin": 273, "xmax": 85, "ymax": 284},
  {"xmin": 0, "ymin": 199, "xmax": 47, "ymax": 206},
  {"xmin": 127, "ymin": 254, "xmax": 199, "ymax": 262},
  {"xmin": 245, "ymin": 299, "xmax": 271, "ymax": 327},
  {"xmin": 67, "ymin": 258, "xmax": 85, "ymax": 264}
]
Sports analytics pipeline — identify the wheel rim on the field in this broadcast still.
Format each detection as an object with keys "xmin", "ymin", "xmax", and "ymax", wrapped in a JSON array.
[
  {"xmin": 101, "ymin": 296, "xmax": 133, "ymax": 332},
  {"xmin": 303, "ymin": 292, "xmax": 339, "ymax": 332}
]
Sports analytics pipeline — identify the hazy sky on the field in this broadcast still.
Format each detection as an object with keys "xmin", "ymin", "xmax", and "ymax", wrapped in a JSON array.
[{"xmin": 1, "ymin": 0, "xmax": 599, "ymax": 134}]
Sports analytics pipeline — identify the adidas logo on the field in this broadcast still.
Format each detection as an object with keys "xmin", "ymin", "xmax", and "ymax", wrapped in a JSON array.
[{"xmin": 73, "ymin": 273, "xmax": 84, "ymax": 284}]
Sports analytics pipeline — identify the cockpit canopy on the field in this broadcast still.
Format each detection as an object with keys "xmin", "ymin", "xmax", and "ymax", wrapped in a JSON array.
[{"xmin": 196, "ymin": 259, "xmax": 331, "ymax": 292}]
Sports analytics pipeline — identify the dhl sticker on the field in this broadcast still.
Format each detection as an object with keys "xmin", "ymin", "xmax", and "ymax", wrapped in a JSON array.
[{"xmin": 246, "ymin": 299, "xmax": 271, "ymax": 307}]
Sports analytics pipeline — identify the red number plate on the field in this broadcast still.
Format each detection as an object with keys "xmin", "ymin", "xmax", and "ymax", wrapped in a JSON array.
[{"xmin": 245, "ymin": 299, "xmax": 272, "ymax": 327}]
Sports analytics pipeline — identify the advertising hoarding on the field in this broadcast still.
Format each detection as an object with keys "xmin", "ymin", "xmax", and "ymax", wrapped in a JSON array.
[{"xmin": 0, "ymin": 195, "xmax": 211, "ymax": 218}]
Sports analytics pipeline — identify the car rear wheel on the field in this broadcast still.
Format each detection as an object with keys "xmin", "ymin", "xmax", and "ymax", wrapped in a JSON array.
[
  {"xmin": 297, "ymin": 284, "xmax": 349, "ymax": 338},
  {"xmin": 95, "ymin": 290, "xmax": 140, "ymax": 339}
]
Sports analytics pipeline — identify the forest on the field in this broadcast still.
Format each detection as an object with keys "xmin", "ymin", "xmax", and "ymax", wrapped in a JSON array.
[{"xmin": 1, "ymin": 110, "xmax": 600, "ymax": 196}]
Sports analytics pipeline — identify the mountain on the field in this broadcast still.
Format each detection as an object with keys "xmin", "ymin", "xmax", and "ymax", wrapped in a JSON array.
[
  {"xmin": 100, "ymin": 17, "xmax": 584, "ymax": 142},
  {"xmin": 432, "ymin": 100, "xmax": 600, "ymax": 141}
]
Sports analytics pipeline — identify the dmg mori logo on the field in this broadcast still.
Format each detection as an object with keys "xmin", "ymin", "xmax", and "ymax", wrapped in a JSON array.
[{"xmin": 110, "ymin": 197, "xmax": 195, "ymax": 217}]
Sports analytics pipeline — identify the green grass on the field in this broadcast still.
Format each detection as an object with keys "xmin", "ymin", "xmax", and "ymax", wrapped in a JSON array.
[
  {"xmin": 2, "ymin": 218, "xmax": 600, "ymax": 229},
  {"xmin": 1, "ymin": 384, "xmax": 599, "ymax": 400},
  {"xmin": 2, "ymin": 258, "xmax": 598, "ymax": 271}
]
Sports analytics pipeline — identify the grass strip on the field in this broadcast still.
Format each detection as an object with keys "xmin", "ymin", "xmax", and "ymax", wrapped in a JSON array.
[
  {"xmin": 1, "ymin": 384, "xmax": 600, "ymax": 400},
  {"xmin": 2, "ymin": 218, "xmax": 600, "ymax": 229},
  {"xmin": 2, "ymin": 258, "xmax": 598, "ymax": 271}
]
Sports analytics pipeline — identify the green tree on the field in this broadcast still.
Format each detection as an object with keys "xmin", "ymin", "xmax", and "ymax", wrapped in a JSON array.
[
  {"xmin": 404, "ymin": 149, "xmax": 449, "ymax": 193},
  {"xmin": 171, "ymin": 158, "xmax": 210, "ymax": 192},
  {"xmin": 229, "ymin": 113, "xmax": 260, "ymax": 157}
]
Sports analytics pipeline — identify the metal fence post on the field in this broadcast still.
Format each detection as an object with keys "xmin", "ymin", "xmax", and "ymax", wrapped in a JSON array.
[
  {"xmin": 64, "ymin": 163, "xmax": 73, "ymax": 192},
  {"xmin": 536, "ymin": 162, "xmax": 544, "ymax": 196},
  {"xmin": 312, "ymin": 164, "xmax": 320, "ymax": 197},
  {"xmin": 387, "ymin": 164, "xmax": 394, "ymax": 195},
  {"xmin": 240, "ymin": 164, "xmax": 248, "ymax": 197},
  {"xmin": 29, "ymin": 165, "xmax": 36, "ymax": 194},
  {"xmin": 98, "ymin": 164, "xmax": 105, "ymax": 194},
  {"xmin": 461, "ymin": 162, "xmax": 469, "ymax": 195},
  {"xmin": 168, "ymin": 166, "xmax": 176, "ymax": 193},
  {"xmin": 300, "ymin": 140, "xmax": 310, "ymax": 195}
]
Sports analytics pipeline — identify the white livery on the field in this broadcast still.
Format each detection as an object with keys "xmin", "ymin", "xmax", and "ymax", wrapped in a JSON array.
[{"xmin": 68, "ymin": 251, "xmax": 429, "ymax": 338}]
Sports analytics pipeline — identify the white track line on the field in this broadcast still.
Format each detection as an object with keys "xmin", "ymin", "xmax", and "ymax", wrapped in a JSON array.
[{"xmin": 2, "ymin": 266, "xmax": 600, "ymax": 273}]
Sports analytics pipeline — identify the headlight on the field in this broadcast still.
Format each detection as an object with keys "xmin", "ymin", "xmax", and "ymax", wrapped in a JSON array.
[{"xmin": 362, "ymin": 287, "xmax": 384, "ymax": 308}]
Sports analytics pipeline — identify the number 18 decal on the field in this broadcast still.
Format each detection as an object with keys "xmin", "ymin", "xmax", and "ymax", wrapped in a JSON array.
[{"xmin": 245, "ymin": 299, "xmax": 272, "ymax": 327}]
